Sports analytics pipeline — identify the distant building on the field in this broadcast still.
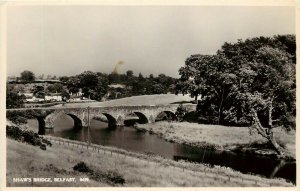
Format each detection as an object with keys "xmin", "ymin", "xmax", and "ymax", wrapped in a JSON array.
[
  {"xmin": 108, "ymin": 84, "xmax": 126, "ymax": 89},
  {"xmin": 106, "ymin": 84, "xmax": 126, "ymax": 99},
  {"xmin": 45, "ymin": 93, "xmax": 62, "ymax": 102},
  {"xmin": 70, "ymin": 88, "xmax": 84, "ymax": 97}
]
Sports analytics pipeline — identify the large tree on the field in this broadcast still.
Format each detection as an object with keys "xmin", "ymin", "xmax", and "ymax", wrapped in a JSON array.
[
  {"xmin": 176, "ymin": 35, "xmax": 295, "ymax": 157},
  {"xmin": 20, "ymin": 70, "xmax": 35, "ymax": 82},
  {"xmin": 78, "ymin": 71, "xmax": 108, "ymax": 101}
]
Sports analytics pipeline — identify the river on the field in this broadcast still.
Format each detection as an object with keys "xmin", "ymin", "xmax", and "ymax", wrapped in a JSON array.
[{"xmin": 27, "ymin": 116, "xmax": 296, "ymax": 184}]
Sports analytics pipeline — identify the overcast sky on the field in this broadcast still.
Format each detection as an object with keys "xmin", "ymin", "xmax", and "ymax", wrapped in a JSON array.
[{"xmin": 7, "ymin": 5, "xmax": 295, "ymax": 78}]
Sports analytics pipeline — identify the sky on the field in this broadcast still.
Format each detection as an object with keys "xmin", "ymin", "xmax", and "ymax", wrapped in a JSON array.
[{"xmin": 7, "ymin": 5, "xmax": 295, "ymax": 78}]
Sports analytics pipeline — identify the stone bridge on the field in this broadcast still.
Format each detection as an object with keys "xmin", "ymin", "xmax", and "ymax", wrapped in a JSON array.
[{"xmin": 7, "ymin": 104, "xmax": 196, "ymax": 135}]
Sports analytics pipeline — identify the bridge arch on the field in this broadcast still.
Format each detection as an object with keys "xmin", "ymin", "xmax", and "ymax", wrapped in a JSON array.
[
  {"xmin": 42, "ymin": 111, "xmax": 85, "ymax": 135},
  {"xmin": 134, "ymin": 112, "xmax": 148, "ymax": 124},
  {"xmin": 123, "ymin": 112, "xmax": 148, "ymax": 126},
  {"xmin": 102, "ymin": 113, "xmax": 117, "ymax": 127},
  {"xmin": 155, "ymin": 111, "xmax": 177, "ymax": 122},
  {"xmin": 66, "ymin": 113, "xmax": 83, "ymax": 130}
]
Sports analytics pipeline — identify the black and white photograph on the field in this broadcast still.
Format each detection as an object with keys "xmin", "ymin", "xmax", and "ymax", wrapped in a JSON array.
[{"xmin": 2, "ymin": 1, "xmax": 297, "ymax": 188}]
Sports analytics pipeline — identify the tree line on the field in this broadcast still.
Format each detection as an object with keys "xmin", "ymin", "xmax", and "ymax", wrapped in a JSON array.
[{"xmin": 7, "ymin": 70, "xmax": 177, "ymax": 108}]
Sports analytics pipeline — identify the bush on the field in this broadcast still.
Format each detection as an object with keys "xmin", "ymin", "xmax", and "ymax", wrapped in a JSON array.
[
  {"xmin": 22, "ymin": 130, "xmax": 40, "ymax": 146},
  {"xmin": 175, "ymin": 104, "xmax": 188, "ymax": 122},
  {"xmin": 6, "ymin": 126, "xmax": 23, "ymax": 140},
  {"xmin": 73, "ymin": 162, "xmax": 92, "ymax": 173},
  {"xmin": 40, "ymin": 144, "xmax": 47, "ymax": 150},
  {"xmin": 105, "ymin": 170, "xmax": 125, "ymax": 185},
  {"xmin": 6, "ymin": 126, "xmax": 50, "ymax": 150},
  {"xmin": 90, "ymin": 170, "xmax": 125, "ymax": 185},
  {"xmin": 42, "ymin": 139, "xmax": 52, "ymax": 147},
  {"xmin": 73, "ymin": 161, "xmax": 125, "ymax": 185}
]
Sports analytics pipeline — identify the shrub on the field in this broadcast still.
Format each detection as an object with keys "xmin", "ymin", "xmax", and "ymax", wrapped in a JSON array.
[
  {"xmin": 40, "ymin": 144, "xmax": 47, "ymax": 150},
  {"xmin": 73, "ymin": 162, "xmax": 125, "ymax": 185},
  {"xmin": 90, "ymin": 170, "xmax": 125, "ymax": 185},
  {"xmin": 175, "ymin": 104, "xmax": 188, "ymax": 122},
  {"xmin": 105, "ymin": 170, "xmax": 125, "ymax": 185},
  {"xmin": 42, "ymin": 139, "xmax": 52, "ymax": 147},
  {"xmin": 6, "ymin": 126, "xmax": 23, "ymax": 140},
  {"xmin": 22, "ymin": 130, "xmax": 40, "ymax": 146},
  {"xmin": 6, "ymin": 125, "xmax": 50, "ymax": 150},
  {"xmin": 73, "ymin": 162, "xmax": 92, "ymax": 173}
]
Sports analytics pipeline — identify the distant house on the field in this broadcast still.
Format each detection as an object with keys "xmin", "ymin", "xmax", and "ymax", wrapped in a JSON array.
[
  {"xmin": 108, "ymin": 84, "xmax": 126, "ymax": 89},
  {"xmin": 70, "ymin": 88, "xmax": 84, "ymax": 97},
  {"xmin": 45, "ymin": 93, "xmax": 62, "ymax": 102},
  {"xmin": 106, "ymin": 84, "xmax": 126, "ymax": 99}
]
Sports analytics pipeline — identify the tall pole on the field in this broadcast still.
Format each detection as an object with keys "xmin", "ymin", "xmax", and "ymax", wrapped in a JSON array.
[{"xmin": 87, "ymin": 106, "xmax": 91, "ymax": 146}]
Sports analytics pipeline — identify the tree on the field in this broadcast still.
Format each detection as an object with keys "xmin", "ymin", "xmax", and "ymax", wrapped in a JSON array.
[
  {"xmin": 176, "ymin": 54, "xmax": 236, "ymax": 105},
  {"xmin": 177, "ymin": 35, "xmax": 295, "ymax": 157},
  {"xmin": 92, "ymin": 76, "xmax": 109, "ymax": 101},
  {"xmin": 175, "ymin": 104, "xmax": 188, "ymax": 122},
  {"xmin": 235, "ymin": 46, "xmax": 295, "ymax": 157},
  {"xmin": 66, "ymin": 76, "xmax": 80, "ymax": 94},
  {"xmin": 59, "ymin": 76, "xmax": 69, "ymax": 83},
  {"xmin": 20, "ymin": 70, "xmax": 35, "ymax": 82},
  {"xmin": 61, "ymin": 89, "xmax": 70, "ymax": 101},
  {"xmin": 79, "ymin": 71, "xmax": 99, "ymax": 99},
  {"xmin": 6, "ymin": 86, "xmax": 25, "ymax": 108},
  {"xmin": 46, "ymin": 83, "xmax": 64, "ymax": 93},
  {"xmin": 152, "ymin": 83, "xmax": 164, "ymax": 94},
  {"xmin": 126, "ymin": 70, "xmax": 134, "ymax": 78},
  {"xmin": 32, "ymin": 85, "xmax": 44, "ymax": 96}
]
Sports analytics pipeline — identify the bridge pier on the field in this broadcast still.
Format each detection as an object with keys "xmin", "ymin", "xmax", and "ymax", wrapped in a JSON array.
[{"xmin": 116, "ymin": 116, "xmax": 124, "ymax": 127}]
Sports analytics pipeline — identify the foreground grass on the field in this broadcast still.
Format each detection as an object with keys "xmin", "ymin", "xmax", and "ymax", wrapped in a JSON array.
[
  {"xmin": 53, "ymin": 94, "xmax": 194, "ymax": 108},
  {"xmin": 7, "ymin": 137, "xmax": 293, "ymax": 187},
  {"xmin": 136, "ymin": 122, "xmax": 295, "ymax": 159}
]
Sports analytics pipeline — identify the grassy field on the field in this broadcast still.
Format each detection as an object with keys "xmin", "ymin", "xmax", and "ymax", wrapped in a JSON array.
[
  {"xmin": 53, "ymin": 94, "xmax": 194, "ymax": 107},
  {"xmin": 136, "ymin": 122, "xmax": 296, "ymax": 159},
  {"xmin": 6, "ymin": 138, "xmax": 293, "ymax": 187}
]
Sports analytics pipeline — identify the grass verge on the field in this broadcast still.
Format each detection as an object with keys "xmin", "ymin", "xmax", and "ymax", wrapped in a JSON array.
[
  {"xmin": 6, "ymin": 137, "xmax": 293, "ymax": 187},
  {"xmin": 135, "ymin": 121, "xmax": 295, "ymax": 159}
]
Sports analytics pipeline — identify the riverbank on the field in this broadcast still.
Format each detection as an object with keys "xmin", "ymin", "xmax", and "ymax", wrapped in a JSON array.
[
  {"xmin": 135, "ymin": 122, "xmax": 296, "ymax": 159},
  {"xmin": 6, "ymin": 137, "xmax": 293, "ymax": 187}
]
